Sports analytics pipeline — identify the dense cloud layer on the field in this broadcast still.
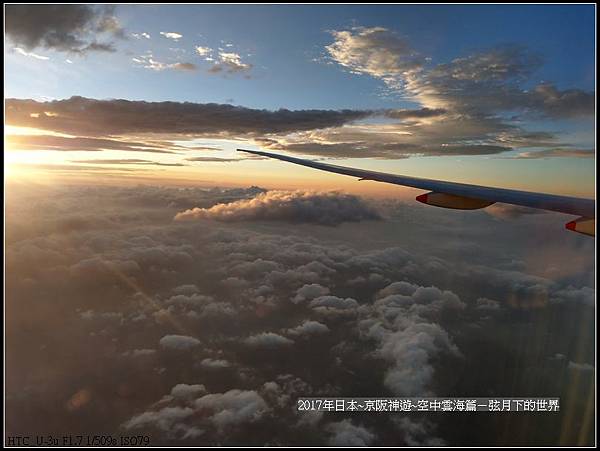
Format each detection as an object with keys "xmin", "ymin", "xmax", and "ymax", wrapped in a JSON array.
[
  {"xmin": 5, "ymin": 96, "xmax": 372, "ymax": 137},
  {"xmin": 174, "ymin": 190, "xmax": 382, "ymax": 226},
  {"xmin": 5, "ymin": 182, "xmax": 595, "ymax": 445}
]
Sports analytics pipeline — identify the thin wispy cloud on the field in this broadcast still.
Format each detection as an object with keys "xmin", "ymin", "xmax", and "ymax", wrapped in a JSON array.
[
  {"xmin": 132, "ymin": 55, "xmax": 197, "ymax": 72},
  {"xmin": 14, "ymin": 47, "xmax": 49, "ymax": 60}
]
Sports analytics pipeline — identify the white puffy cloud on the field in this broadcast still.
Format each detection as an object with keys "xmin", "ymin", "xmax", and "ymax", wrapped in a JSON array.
[
  {"xmin": 159, "ymin": 334, "xmax": 201, "ymax": 350},
  {"xmin": 327, "ymin": 419, "xmax": 376, "ymax": 446},
  {"xmin": 124, "ymin": 406, "xmax": 194, "ymax": 432},
  {"xmin": 195, "ymin": 45, "xmax": 212, "ymax": 56},
  {"xmin": 326, "ymin": 27, "xmax": 423, "ymax": 90},
  {"xmin": 194, "ymin": 389, "xmax": 268, "ymax": 430},
  {"xmin": 209, "ymin": 51, "xmax": 252, "ymax": 75},
  {"xmin": 360, "ymin": 282, "xmax": 465, "ymax": 396},
  {"xmin": 160, "ymin": 31, "xmax": 182, "ymax": 41},
  {"xmin": 131, "ymin": 32, "xmax": 150, "ymax": 39},
  {"xmin": 244, "ymin": 332, "xmax": 294, "ymax": 348},
  {"xmin": 292, "ymin": 283, "xmax": 330, "ymax": 304},
  {"xmin": 286, "ymin": 320, "xmax": 330, "ymax": 337},
  {"xmin": 170, "ymin": 383, "xmax": 207, "ymax": 400},
  {"xmin": 200, "ymin": 358, "xmax": 232, "ymax": 369},
  {"xmin": 174, "ymin": 190, "xmax": 381, "ymax": 226},
  {"xmin": 309, "ymin": 295, "xmax": 359, "ymax": 316}
]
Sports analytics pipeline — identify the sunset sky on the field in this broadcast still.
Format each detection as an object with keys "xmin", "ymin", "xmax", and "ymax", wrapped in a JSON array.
[
  {"xmin": 4, "ymin": 5, "xmax": 596, "ymax": 447},
  {"xmin": 5, "ymin": 4, "xmax": 595, "ymax": 197}
]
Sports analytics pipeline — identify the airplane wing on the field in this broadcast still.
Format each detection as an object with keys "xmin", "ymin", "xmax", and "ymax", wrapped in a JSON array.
[{"xmin": 238, "ymin": 149, "xmax": 595, "ymax": 236}]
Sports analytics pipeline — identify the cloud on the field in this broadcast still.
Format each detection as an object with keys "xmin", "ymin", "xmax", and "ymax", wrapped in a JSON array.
[
  {"xmin": 257, "ymin": 135, "xmax": 512, "ymax": 159},
  {"xmin": 309, "ymin": 295, "xmax": 359, "ymax": 313},
  {"xmin": 160, "ymin": 32, "xmax": 183, "ymax": 41},
  {"xmin": 133, "ymin": 55, "xmax": 197, "ymax": 72},
  {"xmin": 327, "ymin": 28, "xmax": 594, "ymax": 120},
  {"xmin": 326, "ymin": 27, "xmax": 424, "ymax": 89},
  {"xmin": 292, "ymin": 284, "xmax": 330, "ymax": 304},
  {"xmin": 286, "ymin": 320, "xmax": 330, "ymax": 337},
  {"xmin": 209, "ymin": 51, "xmax": 253, "ymax": 75},
  {"xmin": 14, "ymin": 47, "xmax": 49, "ymax": 60},
  {"xmin": 124, "ymin": 406, "xmax": 195, "ymax": 433},
  {"xmin": 550, "ymin": 286, "xmax": 595, "ymax": 307},
  {"xmin": 510, "ymin": 148, "xmax": 595, "ymax": 159},
  {"xmin": 174, "ymin": 190, "xmax": 382, "ymax": 226},
  {"xmin": 194, "ymin": 390, "xmax": 269, "ymax": 430},
  {"xmin": 70, "ymin": 159, "xmax": 185, "ymax": 167},
  {"xmin": 195, "ymin": 46, "xmax": 212, "ymax": 56},
  {"xmin": 359, "ymin": 282, "xmax": 465, "ymax": 396},
  {"xmin": 159, "ymin": 334, "xmax": 201, "ymax": 350},
  {"xmin": 185, "ymin": 157, "xmax": 249, "ymax": 163},
  {"xmin": 384, "ymin": 107, "xmax": 447, "ymax": 119},
  {"xmin": 5, "ymin": 5, "xmax": 123, "ymax": 54},
  {"xmin": 394, "ymin": 418, "xmax": 446, "ymax": 446},
  {"xmin": 244, "ymin": 332, "xmax": 294, "ymax": 348},
  {"xmin": 6, "ymin": 96, "xmax": 371, "ymax": 137},
  {"xmin": 5, "ymin": 182, "xmax": 594, "ymax": 445},
  {"xmin": 6, "ymin": 134, "xmax": 181, "ymax": 153},
  {"xmin": 200, "ymin": 358, "xmax": 232, "ymax": 369},
  {"xmin": 131, "ymin": 32, "xmax": 150, "ymax": 40},
  {"xmin": 485, "ymin": 204, "xmax": 548, "ymax": 220},
  {"xmin": 313, "ymin": 27, "xmax": 595, "ymax": 160},
  {"xmin": 170, "ymin": 383, "xmax": 207, "ymax": 400},
  {"xmin": 327, "ymin": 419, "xmax": 376, "ymax": 446},
  {"xmin": 531, "ymin": 83, "xmax": 595, "ymax": 118},
  {"xmin": 567, "ymin": 361, "xmax": 594, "ymax": 372}
]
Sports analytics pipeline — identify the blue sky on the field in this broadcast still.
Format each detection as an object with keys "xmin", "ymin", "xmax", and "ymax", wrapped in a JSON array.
[
  {"xmin": 6, "ymin": 4, "xmax": 595, "ymax": 107},
  {"xmin": 5, "ymin": 4, "xmax": 596, "ymax": 196}
]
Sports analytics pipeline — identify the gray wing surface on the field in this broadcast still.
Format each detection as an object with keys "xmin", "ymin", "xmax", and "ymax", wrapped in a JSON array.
[{"xmin": 238, "ymin": 149, "xmax": 595, "ymax": 235}]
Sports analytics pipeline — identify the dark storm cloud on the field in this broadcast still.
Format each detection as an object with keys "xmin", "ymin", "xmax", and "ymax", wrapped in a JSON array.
[
  {"xmin": 5, "ymin": 5, "xmax": 124, "ymax": 54},
  {"xmin": 174, "ymin": 190, "xmax": 382, "ymax": 226},
  {"xmin": 5, "ymin": 96, "xmax": 373, "ymax": 137},
  {"xmin": 5, "ymin": 183, "xmax": 595, "ymax": 445}
]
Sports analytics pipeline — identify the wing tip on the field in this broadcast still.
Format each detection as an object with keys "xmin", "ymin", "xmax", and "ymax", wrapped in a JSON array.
[
  {"xmin": 416, "ymin": 193, "xmax": 429, "ymax": 204},
  {"xmin": 565, "ymin": 220, "xmax": 577, "ymax": 231}
]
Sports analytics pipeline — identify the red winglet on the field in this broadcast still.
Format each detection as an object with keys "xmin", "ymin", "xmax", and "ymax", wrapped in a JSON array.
[
  {"xmin": 565, "ymin": 220, "xmax": 577, "ymax": 231},
  {"xmin": 416, "ymin": 193, "xmax": 429, "ymax": 204}
]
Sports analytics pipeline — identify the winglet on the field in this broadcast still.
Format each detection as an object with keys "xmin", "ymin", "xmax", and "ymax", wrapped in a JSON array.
[
  {"xmin": 416, "ymin": 193, "xmax": 429, "ymax": 204},
  {"xmin": 565, "ymin": 220, "xmax": 577, "ymax": 231}
]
